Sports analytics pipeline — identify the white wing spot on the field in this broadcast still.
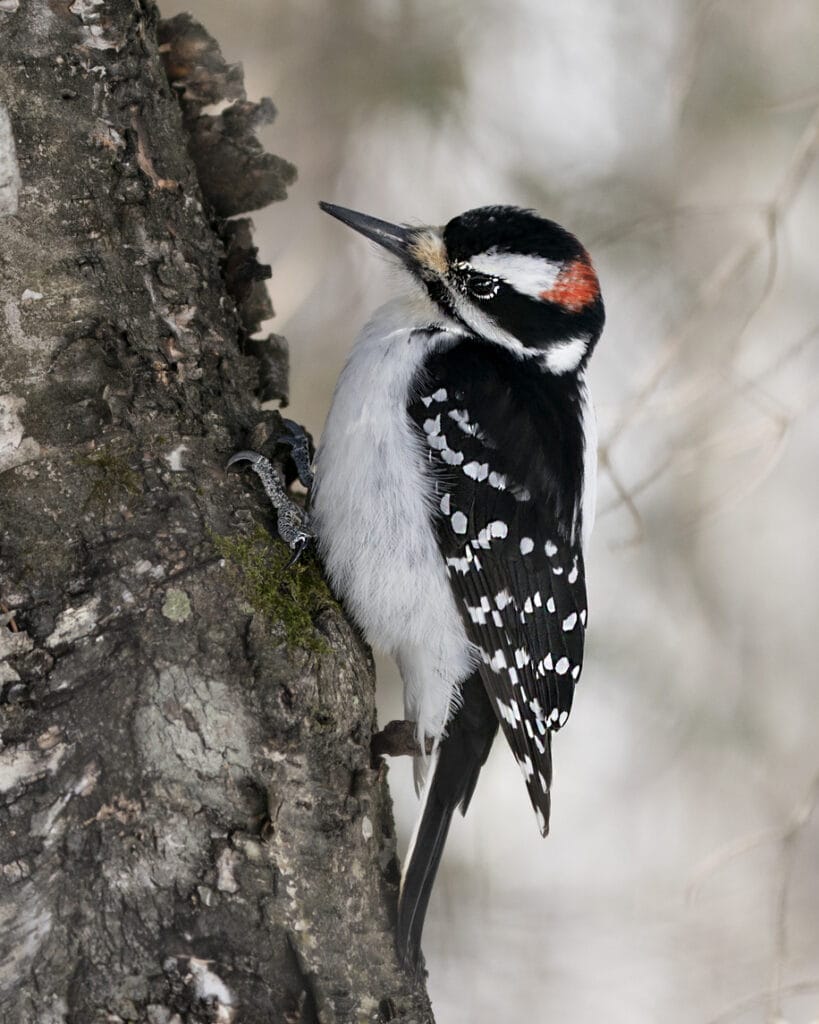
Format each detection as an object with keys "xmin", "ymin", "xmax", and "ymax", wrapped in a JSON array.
[
  {"xmin": 451, "ymin": 511, "xmax": 468, "ymax": 534},
  {"xmin": 520, "ymin": 537, "xmax": 534, "ymax": 555},
  {"xmin": 496, "ymin": 698, "xmax": 516, "ymax": 729},
  {"xmin": 463, "ymin": 461, "xmax": 489, "ymax": 480},
  {"xmin": 423, "ymin": 414, "xmax": 441, "ymax": 436},
  {"xmin": 489, "ymin": 649, "xmax": 507, "ymax": 671},
  {"xmin": 448, "ymin": 408, "xmax": 478, "ymax": 435},
  {"xmin": 545, "ymin": 540, "xmax": 558, "ymax": 557},
  {"xmin": 562, "ymin": 613, "xmax": 578, "ymax": 631},
  {"xmin": 555, "ymin": 657, "xmax": 570, "ymax": 675},
  {"xmin": 489, "ymin": 471, "xmax": 507, "ymax": 489},
  {"xmin": 517, "ymin": 754, "xmax": 534, "ymax": 782},
  {"xmin": 441, "ymin": 448, "xmax": 464, "ymax": 466},
  {"xmin": 546, "ymin": 597, "xmax": 556, "ymax": 613}
]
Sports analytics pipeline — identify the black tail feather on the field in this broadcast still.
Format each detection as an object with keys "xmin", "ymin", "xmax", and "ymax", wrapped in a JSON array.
[{"xmin": 396, "ymin": 674, "xmax": 498, "ymax": 972}]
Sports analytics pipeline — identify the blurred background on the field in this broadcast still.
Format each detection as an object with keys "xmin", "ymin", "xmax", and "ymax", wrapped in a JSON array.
[{"xmin": 163, "ymin": 2, "xmax": 819, "ymax": 1020}]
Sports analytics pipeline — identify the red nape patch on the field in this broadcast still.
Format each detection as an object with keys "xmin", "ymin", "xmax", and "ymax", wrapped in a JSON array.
[{"xmin": 539, "ymin": 257, "xmax": 599, "ymax": 312}]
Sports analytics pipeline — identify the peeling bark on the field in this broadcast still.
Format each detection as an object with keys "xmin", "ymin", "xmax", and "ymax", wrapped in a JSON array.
[{"xmin": 0, "ymin": 4, "xmax": 433, "ymax": 1022}]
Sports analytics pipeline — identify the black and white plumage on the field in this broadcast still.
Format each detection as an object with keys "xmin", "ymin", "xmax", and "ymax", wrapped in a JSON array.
[
  {"xmin": 285, "ymin": 203, "xmax": 603, "ymax": 970},
  {"xmin": 406, "ymin": 340, "xmax": 592, "ymax": 835}
]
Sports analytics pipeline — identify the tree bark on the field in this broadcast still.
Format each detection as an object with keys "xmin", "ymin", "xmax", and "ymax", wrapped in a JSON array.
[{"xmin": 0, "ymin": 4, "xmax": 434, "ymax": 1022}]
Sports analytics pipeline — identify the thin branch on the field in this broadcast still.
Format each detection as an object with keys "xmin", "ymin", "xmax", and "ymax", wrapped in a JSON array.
[
  {"xmin": 705, "ymin": 979, "xmax": 819, "ymax": 1024},
  {"xmin": 767, "ymin": 771, "xmax": 819, "ymax": 1021}
]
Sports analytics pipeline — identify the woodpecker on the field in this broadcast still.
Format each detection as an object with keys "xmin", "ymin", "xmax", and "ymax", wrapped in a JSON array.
[{"xmin": 230, "ymin": 201, "xmax": 604, "ymax": 972}]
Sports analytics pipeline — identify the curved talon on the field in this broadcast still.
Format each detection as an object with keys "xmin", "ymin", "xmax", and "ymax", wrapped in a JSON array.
[
  {"xmin": 285, "ymin": 533, "xmax": 311, "ymax": 568},
  {"xmin": 226, "ymin": 449, "xmax": 263, "ymax": 470}
]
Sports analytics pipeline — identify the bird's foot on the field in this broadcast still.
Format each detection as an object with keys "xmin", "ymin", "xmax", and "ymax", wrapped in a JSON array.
[
  {"xmin": 227, "ymin": 449, "xmax": 312, "ymax": 566},
  {"xmin": 371, "ymin": 720, "xmax": 434, "ymax": 758}
]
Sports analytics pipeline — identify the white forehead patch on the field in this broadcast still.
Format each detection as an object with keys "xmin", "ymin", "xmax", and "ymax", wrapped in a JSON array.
[{"xmin": 470, "ymin": 249, "xmax": 561, "ymax": 299}]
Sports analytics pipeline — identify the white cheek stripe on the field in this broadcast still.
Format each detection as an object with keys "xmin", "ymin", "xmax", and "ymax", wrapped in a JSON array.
[
  {"xmin": 471, "ymin": 249, "xmax": 561, "ymax": 300},
  {"xmin": 544, "ymin": 336, "xmax": 588, "ymax": 374}
]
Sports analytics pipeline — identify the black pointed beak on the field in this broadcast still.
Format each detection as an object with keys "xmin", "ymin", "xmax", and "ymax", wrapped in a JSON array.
[{"xmin": 319, "ymin": 201, "xmax": 413, "ymax": 261}]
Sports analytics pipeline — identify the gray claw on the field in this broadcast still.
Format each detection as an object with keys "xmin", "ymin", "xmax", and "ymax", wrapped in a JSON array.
[{"xmin": 226, "ymin": 450, "xmax": 264, "ymax": 470}]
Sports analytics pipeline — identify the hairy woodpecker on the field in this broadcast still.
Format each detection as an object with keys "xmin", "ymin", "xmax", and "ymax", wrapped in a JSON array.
[{"xmin": 230, "ymin": 201, "xmax": 604, "ymax": 971}]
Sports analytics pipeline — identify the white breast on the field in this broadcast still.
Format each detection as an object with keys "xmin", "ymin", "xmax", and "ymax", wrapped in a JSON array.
[{"xmin": 311, "ymin": 294, "xmax": 476, "ymax": 745}]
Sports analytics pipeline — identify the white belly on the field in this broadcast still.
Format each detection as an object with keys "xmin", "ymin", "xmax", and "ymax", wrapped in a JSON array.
[{"xmin": 311, "ymin": 295, "xmax": 476, "ymax": 742}]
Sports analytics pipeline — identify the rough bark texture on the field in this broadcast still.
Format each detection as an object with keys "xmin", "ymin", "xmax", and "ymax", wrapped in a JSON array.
[{"xmin": 0, "ymin": 4, "xmax": 434, "ymax": 1022}]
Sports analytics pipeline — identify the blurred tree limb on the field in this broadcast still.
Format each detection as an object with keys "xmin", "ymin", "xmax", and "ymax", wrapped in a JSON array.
[{"xmin": 0, "ymin": 3, "xmax": 433, "ymax": 1022}]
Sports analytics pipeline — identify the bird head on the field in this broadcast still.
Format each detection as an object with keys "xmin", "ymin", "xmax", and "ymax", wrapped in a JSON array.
[{"xmin": 319, "ymin": 201, "xmax": 604, "ymax": 375}]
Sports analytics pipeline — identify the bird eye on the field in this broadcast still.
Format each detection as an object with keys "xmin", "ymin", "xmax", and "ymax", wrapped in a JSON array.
[{"xmin": 468, "ymin": 274, "xmax": 499, "ymax": 300}]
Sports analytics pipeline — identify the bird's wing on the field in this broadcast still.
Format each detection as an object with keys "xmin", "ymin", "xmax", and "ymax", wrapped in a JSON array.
[{"xmin": 407, "ymin": 337, "xmax": 589, "ymax": 833}]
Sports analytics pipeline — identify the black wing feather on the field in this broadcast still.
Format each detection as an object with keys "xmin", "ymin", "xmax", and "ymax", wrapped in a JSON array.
[{"xmin": 408, "ymin": 337, "xmax": 589, "ymax": 834}]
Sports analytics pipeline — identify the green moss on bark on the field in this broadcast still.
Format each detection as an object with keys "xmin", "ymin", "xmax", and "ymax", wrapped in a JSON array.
[{"xmin": 212, "ymin": 525, "xmax": 334, "ymax": 653}]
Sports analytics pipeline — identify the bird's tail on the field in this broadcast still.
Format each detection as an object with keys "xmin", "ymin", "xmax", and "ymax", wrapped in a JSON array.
[{"xmin": 397, "ymin": 674, "xmax": 498, "ymax": 972}]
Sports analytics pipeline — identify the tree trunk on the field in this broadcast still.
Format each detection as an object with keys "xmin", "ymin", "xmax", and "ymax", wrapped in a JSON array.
[{"xmin": 0, "ymin": 4, "xmax": 433, "ymax": 1022}]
